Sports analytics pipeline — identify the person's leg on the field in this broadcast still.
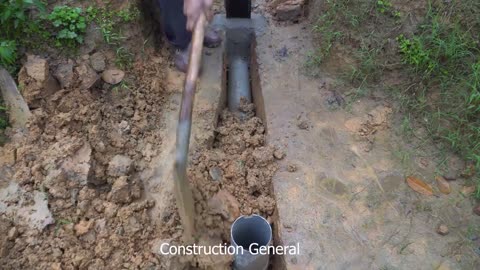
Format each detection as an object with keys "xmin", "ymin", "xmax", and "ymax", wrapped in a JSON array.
[
  {"xmin": 157, "ymin": 0, "xmax": 222, "ymax": 72},
  {"xmin": 157, "ymin": 0, "xmax": 192, "ymax": 50}
]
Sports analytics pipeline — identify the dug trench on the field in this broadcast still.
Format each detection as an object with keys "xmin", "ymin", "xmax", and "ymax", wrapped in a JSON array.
[{"xmin": 166, "ymin": 26, "xmax": 284, "ymax": 268}]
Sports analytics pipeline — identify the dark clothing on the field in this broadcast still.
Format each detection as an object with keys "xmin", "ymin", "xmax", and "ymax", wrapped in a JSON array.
[{"xmin": 157, "ymin": 0, "xmax": 191, "ymax": 50}]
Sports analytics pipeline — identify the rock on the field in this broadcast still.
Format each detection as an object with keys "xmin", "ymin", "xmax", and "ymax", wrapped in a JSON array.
[
  {"xmin": 325, "ymin": 90, "xmax": 345, "ymax": 109},
  {"xmin": 54, "ymin": 60, "xmax": 74, "ymax": 88},
  {"xmin": 435, "ymin": 176, "xmax": 451, "ymax": 194},
  {"xmin": 74, "ymin": 219, "xmax": 94, "ymax": 236},
  {"xmin": 7, "ymin": 227, "xmax": 18, "ymax": 240},
  {"xmin": 108, "ymin": 176, "xmax": 132, "ymax": 204},
  {"xmin": 108, "ymin": 155, "xmax": 133, "ymax": 177},
  {"xmin": 473, "ymin": 205, "xmax": 480, "ymax": 216},
  {"xmin": 23, "ymin": 55, "xmax": 48, "ymax": 81},
  {"xmin": 436, "ymin": 224, "xmax": 449, "ymax": 235},
  {"xmin": 272, "ymin": 0, "xmax": 305, "ymax": 22},
  {"xmin": 82, "ymin": 23, "xmax": 104, "ymax": 54},
  {"xmin": 102, "ymin": 69, "xmax": 125, "ymax": 85},
  {"xmin": 17, "ymin": 55, "xmax": 60, "ymax": 108},
  {"xmin": 287, "ymin": 163, "xmax": 297, "ymax": 172},
  {"xmin": 209, "ymin": 166, "xmax": 223, "ymax": 181},
  {"xmin": 273, "ymin": 148, "xmax": 286, "ymax": 160},
  {"xmin": 61, "ymin": 143, "xmax": 95, "ymax": 185},
  {"xmin": 297, "ymin": 120, "xmax": 310, "ymax": 130},
  {"xmin": 0, "ymin": 147, "xmax": 16, "ymax": 166},
  {"xmin": 16, "ymin": 191, "xmax": 55, "ymax": 230},
  {"xmin": 44, "ymin": 169, "xmax": 67, "ymax": 189},
  {"xmin": 442, "ymin": 172, "xmax": 457, "ymax": 181},
  {"xmin": 75, "ymin": 63, "xmax": 100, "ymax": 90},
  {"xmin": 90, "ymin": 52, "xmax": 106, "ymax": 72},
  {"xmin": 208, "ymin": 190, "xmax": 240, "ymax": 222}
]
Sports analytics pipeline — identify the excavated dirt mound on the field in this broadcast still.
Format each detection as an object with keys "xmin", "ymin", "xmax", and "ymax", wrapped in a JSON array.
[
  {"xmin": 191, "ymin": 107, "xmax": 278, "ymax": 239},
  {"xmin": 0, "ymin": 45, "xmax": 173, "ymax": 268}
]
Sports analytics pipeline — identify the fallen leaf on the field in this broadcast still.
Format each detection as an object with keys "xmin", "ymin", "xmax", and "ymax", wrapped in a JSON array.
[
  {"xmin": 461, "ymin": 185, "xmax": 476, "ymax": 196},
  {"xmin": 406, "ymin": 176, "xmax": 433, "ymax": 196},
  {"xmin": 435, "ymin": 176, "xmax": 451, "ymax": 195}
]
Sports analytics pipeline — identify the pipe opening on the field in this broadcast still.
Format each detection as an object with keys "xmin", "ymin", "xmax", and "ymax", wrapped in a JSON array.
[{"xmin": 231, "ymin": 215, "xmax": 272, "ymax": 251}]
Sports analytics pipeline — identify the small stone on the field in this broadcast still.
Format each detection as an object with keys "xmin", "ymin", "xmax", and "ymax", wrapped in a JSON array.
[
  {"xmin": 209, "ymin": 166, "xmax": 223, "ymax": 181},
  {"xmin": 436, "ymin": 224, "xmax": 449, "ymax": 235},
  {"xmin": 17, "ymin": 55, "xmax": 60, "ymax": 108},
  {"xmin": 108, "ymin": 155, "xmax": 133, "ymax": 177},
  {"xmin": 297, "ymin": 120, "xmax": 309, "ymax": 130},
  {"xmin": 90, "ymin": 52, "xmax": 106, "ymax": 72},
  {"xmin": 108, "ymin": 176, "xmax": 132, "ymax": 204},
  {"xmin": 7, "ymin": 227, "xmax": 18, "ymax": 240},
  {"xmin": 473, "ymin": 205, "xmax": 480, "ymax": 216},
  {"xmin": 74, "ymin": 219, "xmax": 94, "ymax": 236},
  {"xmin": 273, "ymin": 148, "xmax": 286, "ymax": 160},
  {"xmin": 287, "ymin": 163, "xmax": 297, "ymax": 172},
  {"xmin": 54, "ymin": 60, "xmax": 74, "ymax": 88},
  {"xmin": 208, "ymin": 190, "xmax": 240, "ymax": 222},
  {"xmin": 0, "ymin": 148, "xmax": 16, "ymax": 166},
  {"xmin": 75, "ymin": 63, "xmax": 100, "ymax": 90},
  {"xmin": 273, "ymin": 0, "xmax": 304, "ymax": 22},
  {"xmin": 102, "ymin": 69, "xmax": 125, "ymax": 85},
  {"xmin": 443, "ymin": 171, "xmax": 457, "ymax": 181}
]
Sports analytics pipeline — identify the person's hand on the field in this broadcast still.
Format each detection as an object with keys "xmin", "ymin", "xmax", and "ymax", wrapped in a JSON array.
[{"xmin": 184, "ymin": 0, "xmax": 213, "ymax": 31}]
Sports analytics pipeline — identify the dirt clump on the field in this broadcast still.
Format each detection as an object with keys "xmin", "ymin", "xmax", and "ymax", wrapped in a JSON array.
[{"xmin": 188, "ymin": 107, "xmax": 277, "ymax": 257}]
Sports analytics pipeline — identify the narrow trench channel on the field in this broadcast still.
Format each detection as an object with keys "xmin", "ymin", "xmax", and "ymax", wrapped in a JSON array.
[{"xmin": 190, "ymin": 27, "xmax": 284, "ymax": 268}]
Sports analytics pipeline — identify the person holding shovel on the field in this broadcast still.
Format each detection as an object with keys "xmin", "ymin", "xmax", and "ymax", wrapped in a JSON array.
[{"xmin": 157, "ymin": 0, "xmax": 222, "ymax": 72}]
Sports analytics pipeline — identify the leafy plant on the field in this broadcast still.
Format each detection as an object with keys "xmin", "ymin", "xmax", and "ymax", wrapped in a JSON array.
[
  {"xmin": 48, "ymin": 6, "xmax": 87, "ymax": 46},
  {"xmin": 376, "ymin": 0, "xmax": 392, "ymax": 14},
  {"xmin": 0, "ymin": 0, "xmax": 46, "ymax": 39},
  {"xmin": 0, "ymin": 40, "xmax": 17, "ymax": 68},
  {"xmin": 86, "ymin": 5, "xmax": 139, "ymax": 45},
  {"xmin": 0, "ymin": 0, "xmax": 45, "ymax": 70}
]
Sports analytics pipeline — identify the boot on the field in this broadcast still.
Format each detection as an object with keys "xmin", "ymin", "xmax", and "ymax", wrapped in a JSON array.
[{"xmin": 174, "ymin": 28, "xmax": 222, "ymax": 73}]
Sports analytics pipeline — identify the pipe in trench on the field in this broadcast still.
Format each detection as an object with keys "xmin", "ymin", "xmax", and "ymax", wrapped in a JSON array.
[
  {"xmin": 227, "ymin": 55, "xmax": 252, "ymax": 118},
  {"xmin": 231, "ymin": 215, "xmax": 272, "ymax": 270}
]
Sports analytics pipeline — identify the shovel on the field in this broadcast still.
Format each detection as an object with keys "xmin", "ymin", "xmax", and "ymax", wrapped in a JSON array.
[{"xmin": 173, "ymin": 13, "xmax": 207, "ymax": 242}]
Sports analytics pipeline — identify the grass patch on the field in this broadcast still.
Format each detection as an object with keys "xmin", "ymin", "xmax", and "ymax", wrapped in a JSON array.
[
  {"xmin": 395, "ymin": 2, "xmax": 480, "ymax": 195},
  {"xmin": 310, "ymin": 0, "xmax": 480, "ymax": 198},
  {"xmin": 86, "ymin": 4, "xmax": 140, "ymax": 69}
]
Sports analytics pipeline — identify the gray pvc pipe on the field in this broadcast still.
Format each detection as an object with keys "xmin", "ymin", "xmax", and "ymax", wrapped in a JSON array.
[
  {"xmin": 231, "ymin": 215, "xmax": 272, "ymax": 270},
  {"xmin": 228, "ymin": 56, "xmax": 252, "ymax": 118}
]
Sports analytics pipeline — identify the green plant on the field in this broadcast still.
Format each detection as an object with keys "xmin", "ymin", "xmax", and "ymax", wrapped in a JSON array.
[
  {"xmin": 0, "ymin": 0, "xmax": 45, "ymax": 70},
  {"xmin": 0, "ymin": 40, "xmax": 17, "ymax": 68},
  {"xmin": 117, "ymin": 6, "xmax": 140, "ymax": 23},
  {"xmin": 0, "ymin": 105, "xmax": 7, "ymax": 130},
  {"xmin": 48, "ymin": 6, "xmax": 87, "ymax": 46},
  {"xmin": 0, "ymin": 0, "xmax": 46, "ymax": 39},
  {"xmin": 86, "ymin": 5, "xmax": 139, "ymax": 45},
  {"xmin": 376, "ymin": 0, "xmax": 392, "ymax": 14},
  {"xmin": 115, "ymin": 47, "xmax": 133, "ymax": 69}
]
